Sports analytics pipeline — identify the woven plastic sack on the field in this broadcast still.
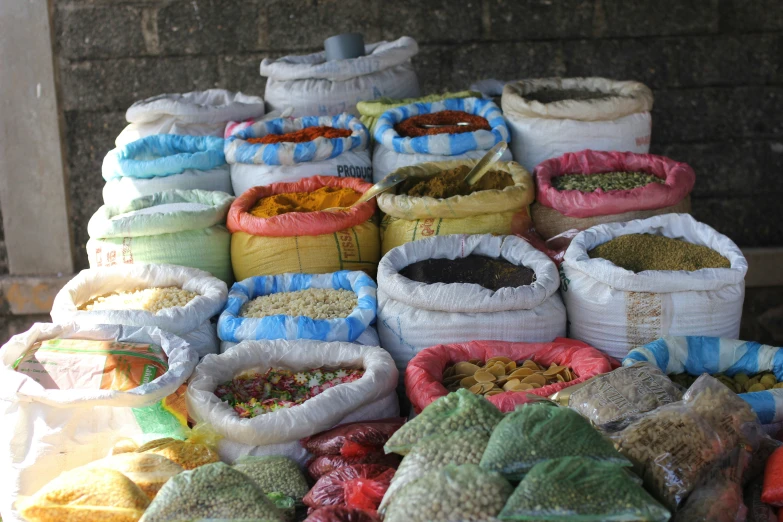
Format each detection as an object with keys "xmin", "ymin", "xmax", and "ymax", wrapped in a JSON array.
[
  {"xmin": 382, "ymin": 464, "xmax": 512, "ymax": 522},
  {"xmin": 376, "ymin": 160, "xmax": 533, "ymax": 253},
  {"xmin": 302, "ymin": 418, "xmax": 406, "ymax": 457},
  {"xmin": 261, "ymin": 37, "xmax": 420, "ymax": 117},
  {"xmin": 217, "ymin": 271, "xmax": 376, "ymax": 345},
  {"xmin": 356, "ymin": 90, "xmax": 480, "ymax": 134},
  {"xmin": 187, "ymin": 340, "xmax": 399, "ymax": 466},
  {"xmin": 372, "ymin": 97, "xmax": 511, "ymax": 182},
  {"xmin": 499, "ymin": 457, "xmax": 670, "ymax": 522},
  {"xmin": 50, "ymin": 264, "xmax": 228, "ymax": 358},
  {"xmin": 377, "ymin": 234, "xmax": 566, "ymax": 378},
  {"xmin": 562, "ymin": 213, "xmax": 748, "ymax": 359},
  {"xmin": 227, "ymin": 176, "xmax": 381, "ymax": 280},
  {"xmin": 624, "ymin": 336, "xmax": 783, "ymax": 425},
  {"xmin": 116, "ymin": 89, "xmax": 265, "ymax": 147},
  {"xmin": 232, "ymin": 455, "xmax": 310, "ymax": 501},
  {"xmin": 303, "ymin": 464, "xmax": 395, "ymax": 511},
  {"xmin": 87, "ymin": 189, "xmax": 234, "ymax": 283},
  {"xmin": 406, "ymin": 338, "xmax": 617, "ymax": 414},
  {"xmin": 384, "ymin": 389, "xmax": 503, "ymax": 456},
  {"xmin": 140, "ymin": 462, "xmax": 285, "ymax": 522},
  {"xmin": 307, "ymin": 453, "xmax": 401, "ymax": 481},
  {"xmin": 225, "ymin": 113, "xmax": 372, "ymax": 195},
  {"xmin": 0, "ymin": 323, "xmax": 197, "ymax": 522},
  {"xmin": 502, "ymin": 77, "xmax": 654, "ymax": 171},
  {"xmin": 531, "ymin": 150, "xmax": 696, "ymax": 239},
  {"xmin": 103, "ymin": 135, "xmax": 232, "ymax": 206}
]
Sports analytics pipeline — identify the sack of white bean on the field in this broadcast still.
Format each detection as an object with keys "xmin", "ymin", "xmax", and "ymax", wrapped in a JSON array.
[
  {"xmin": 217, "ymin": 271, "xmax": 379, "ymax": 352},
  {"xmin": 50, "ymin": 264, "xmax": 228, "ymax": 358}
]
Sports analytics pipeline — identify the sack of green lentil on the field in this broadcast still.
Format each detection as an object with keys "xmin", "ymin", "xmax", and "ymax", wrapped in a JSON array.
[
  {"xmin": 356, "ymin": 90, "xmax": 480, "ymax": 135},
  {"xmin": 186, "ymin": 339, "xmax": 399, "ymax": 466},
  {"xmin": 87, "ymin": 189, "xmax": 235, "ymax": 284},
  {"xmin": 103, "ymin": 134, "xmax": 233, "ymax": 207},
  {"xmin": 502, "ymin": 77, "xmax": 654, "ymax": 172},
  {"xmin": 372, "ymin": 97, "xmax": 512, "ymax": 183},
  {"xmin": 261, "ymin": 37, "xmax": 420, "ymax": 117},
  {"xmin": 50, "ymin": 263, "xmax": 228, "ymax": 358},
  {"xmin": 218, "ymin": 271, "xmax": 378, "ymax": 352},
  {"xmin": 225, "ymin": 113, "xmax": 373, "ymax": 195},
  {"xmin": 562, "ymin": 213, "xmax": 748, "ymax": 359},
  {"xmin": 115, "ymin": 89, "xmax": 265, "ymax": 147},
  {"xmin": 227, "ymin": 176, "xmax": 381, "ymax": 280},
  {"xmin": 232, "ymin": 455, "xmax": 310, "ymax": 502},
  {"xmin": 377, "ymin": 234, "xmax": 566, "ymax": 379},
  {"xmin": 498, "ymin": 457, "xmax": 671, "ymax": 522},
  {"xmin": 0, "ymin": 322, "xmax": 197, "ymax": 522},
  {"xmin": 531, "ymin": 149, "xmax": 695, "ymax": 240}
]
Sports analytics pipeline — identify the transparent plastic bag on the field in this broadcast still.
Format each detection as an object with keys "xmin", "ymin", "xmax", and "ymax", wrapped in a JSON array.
[
  {"xmin": 266, "ymin": 492, "xmax": 295, "ymax": 522},
  {"xmin": 379, "ymin": 429, "xmax": 490, "ymax": 515},
  {"xmin": 498, "ymin": 457, "xmax": 670, "ymax": 521},
  {"xmin": 307, "ymin": 453, "xmax": 401, "ymax": 480},
  {"xmin": 232, "ymin": 455, "xmax": 310, "ymax": 501},
  {"xmin": 17, "ymin": 467, "xmax": 150, "ymax": 522},
  {"xmin": 383, "ymin": 463, "xmax": 511, "ymax": 522},
  {"xmin": 140, "ymin": 462, "xmax": 285, "ymax": 522},
  {"xmin": 84, "ymin": 453, "xmax": 184, "ymax": 500},
  {"xmin": 136, "ymin": 424, "xmax": 221, "ymax": 470},
  {"xmin": 384, "ymin": 389, "xmax": 503, "ymax": 456},
  {"xmin": 303, "ymin": 506, "xmax": 380, "ymax": 522},
  {"xmin": 746, "ymin": 478, "xmax": 778, "ymax": 522},
  {"xmin": 303, "ymin": 464, "xmax": 395, "ymax": 511},
  {"xmin": 480, "ymin": 402, "xmax": 630, "ymax": 480},
  {"xmin": 301, "ymin": 418, "xmax": 406, "ymax": 457}
]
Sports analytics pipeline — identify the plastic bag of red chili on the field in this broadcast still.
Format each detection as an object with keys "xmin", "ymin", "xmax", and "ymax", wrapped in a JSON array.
[
  {"xmin": 762, "ymin": 446, "xmax": 783, "ymax": 506},
  {"xmin": 303, "ymin": 464, "xmax": 395, "ymax": 511},
  {"xmin": 307, "ymin": 453, "xmax": 401, "ymax": 480},
  {"xmin": 304, "ymin": 506, "xmax": 380, "ymax": 522},
  {"xmin": 301, "ymin": 418, "xmax": 406, "ymax": 457}
]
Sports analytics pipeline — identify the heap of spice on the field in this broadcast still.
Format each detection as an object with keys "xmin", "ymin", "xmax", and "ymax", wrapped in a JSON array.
[
  {"xmin": 400, "ymin": 255, "xmax": 534, "ymax": 292},
  {"xmin": 524, "ymin": 88, "xmax": 616, "ymax": 104},
  {"xmin": 552, "ymin": 171, "xmax": 664, "ymax": 192},
  {"xmin": 215, "ymin": 367, "xmax": 365, "ymax": 418},
  {"xmin": 394, "ymin": 110, "xmax": 490, "ymax": 138},
  {"xmin": 248, "ymin": 126, "xmax": 352, "ymax": 145},
  {"xmin": 250, "ymin": 186, "xmax": 361, "ymax": 218},
  {"xmin": 588, "ymin": 234, "xmax": 731, "ymax": 272},
  {"xmin": 397, "ymin": 165, "xmax": 514, "ymax": 199}
]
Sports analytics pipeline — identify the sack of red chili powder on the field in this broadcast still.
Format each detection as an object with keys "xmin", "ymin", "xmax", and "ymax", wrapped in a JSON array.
[
  {"xmin": 308, "ymin": 453, "xmax": 402, "ymax": 480},
  {"xmin": 305, "ymin": 506, "xmax": 380, "ymax": 522},
  {"xmin": 301, "ymin": 418, "xmax": 406, "ymax": 457},
  {"xmin": 303, "ymin": 464, "xmax": 395, "ymax": 511},
  {"xmin": 762, "ymin": 447, "xmax": 783, "ymax": 506}
]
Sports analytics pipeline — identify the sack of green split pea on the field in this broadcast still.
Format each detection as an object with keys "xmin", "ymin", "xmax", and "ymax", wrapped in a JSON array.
[{"xmin": 0, "ymin": 322, "xmax": 197, "ymax": 522}]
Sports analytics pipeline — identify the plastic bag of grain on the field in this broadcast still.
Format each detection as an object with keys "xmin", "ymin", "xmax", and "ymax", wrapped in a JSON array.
[
  {"xmin": 371, "ymin": 97, "xmax": 512, "ymax": 183},
  {"xmin": 0, "ymin": 322, "xmax": 197, "ymax": 522},
  {"xmin": 562, "ymin": 213, "xmax": 747, "ymax": 359},
  {"xmin": 225, "ymin": 113, "xmax": 372, "ymax": 195},
  {"xmin": 376, "ymin": 159, "xmax": 534, "ymax": 254},
  {"xmin": 502, "ymin": 77, "xmax": 654, "ymax": 171},
  {"xmin": 531, "ymin": 149, "xmax": 695, "ymax": 239},
  {"xmin": 377, "ymin": 234, "xmax": 565, "ymax": 379},
  {"xmin": 87, "ymin": 189, "xmax": 234, "ymax": 284},
  {"xmin": 115, "ymin": 89, "xmax": 265, "ymax": 147},
  {"xmin": 356, "ymin": 90, "xmax": 480, "ymax": 135},
  {"xmin": 103, "ymin": 134, "xmax": 232, "ymax": 206},
  {"xmin": 261, "ymin": 37, "xmax": 420, "ymax": 117},
  {"xmin": 186, "ymin": 339, "xmax": 399, "ymax": 465},
  {"xmin": 50, "ymin": 264, "xmax": 228, "ymax": 358}
]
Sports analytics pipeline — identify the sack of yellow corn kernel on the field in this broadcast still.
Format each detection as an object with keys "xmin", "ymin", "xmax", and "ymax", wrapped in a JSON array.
[
  {"xmin": 356, "ymin": 90, "xmax": 480, "ymax": 135},
  {"xmin": 227, "ymin": 176, "xmax": 381, "ymax": 280},
  {"xmin": 0, "ymin": 322, "xmax": 197, "ymax": 522},
  {"xmin": 376, "ymin": 159, "xmax": 534, "ymax": 254},
  {"xmin": 50, "ymin": 263, "xmax": 227, "ymax": 358}
]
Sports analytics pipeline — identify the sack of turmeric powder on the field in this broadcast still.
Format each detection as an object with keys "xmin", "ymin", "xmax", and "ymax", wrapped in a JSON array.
[
  {"xmin": 227, "ymin": 175, "xmax": 381, "ymax": 280},
  {"xmin": 376, "ymin": 159, "xmax": 534, "ymax": 254}
]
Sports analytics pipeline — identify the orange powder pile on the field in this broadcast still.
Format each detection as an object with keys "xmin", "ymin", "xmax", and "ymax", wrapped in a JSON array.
[{"xmin": 249, "ymin": 186, "xmax": 362, "ymax": 217}]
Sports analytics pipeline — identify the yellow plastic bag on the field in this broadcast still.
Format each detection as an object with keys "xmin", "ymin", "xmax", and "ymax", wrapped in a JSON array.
[
  {"xmin": 85, "ymin": 453, "xmax": 184, "ymax": 500},
  {"xmin": 377, "ymin": 159, "xmax": 534, "ymax": 254},
  {"xmin": 135, "ymin": 424, "xmax": 221, "ymax": 471},
  {"xmin": 17, "ymin": 467, "xmax": 149, "ymax": 522}
]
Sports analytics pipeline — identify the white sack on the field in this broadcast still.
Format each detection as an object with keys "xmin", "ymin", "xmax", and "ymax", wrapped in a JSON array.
[
  {"xmin": 0, "ymin": 323, "xmax": 197, "ymax": 522},
  {"xmin": 562, "ymin": 213, "xmax": 748, "ymax": 360},
  {"xmin": 219, "ymin": 326, "xmax": 381, "ymax": 354},
  {"xmin": 377, "ymin": 234, "xmax": 566, "ymax": 377},
  {"xmin": 187, "ymin": 340, "xmax": 399, "ymax": 465},
  {"xmin": 103, "ymin": 166, "xmax": 233, "ymax": 206},
  {"xmin": 51, "ymin": 264, "xmax": 228, "ymax": 358}
]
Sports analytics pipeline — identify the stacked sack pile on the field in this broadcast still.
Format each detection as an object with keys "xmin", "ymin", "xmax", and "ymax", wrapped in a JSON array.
[{"xmin": 7, "ymin": 31, "xmax": 783, "ymax": 522}]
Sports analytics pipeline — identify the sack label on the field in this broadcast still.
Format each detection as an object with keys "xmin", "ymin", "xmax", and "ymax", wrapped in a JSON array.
[
  {"xmin": 336, "ymin": 164, "xmax": 373, "ymax": 182},
  {"xmin": 625, "ymin": 291, "xmax": 662, "ymax": 347},
  {"xmin": 93, "ymin": 238, "xmax": 134, "ymax": 267}
]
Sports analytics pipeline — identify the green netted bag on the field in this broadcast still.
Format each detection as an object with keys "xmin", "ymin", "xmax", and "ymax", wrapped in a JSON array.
[
  {"xmin": 499, "ymin": 457, "xmax": 670, "ymax": 522},
  {"xmin": 356, "ymin": 91, "xmax": 481, "ymax": 133},
  {"xmin": 384, "ymin": 464, "xmax": 512, "ymax": 522},
  {"xmin": 384, "ymin": 389, "xmax": 503, "ymax": 456},
  {"xmin": 379, "ymin": 429, "xmax": 491, "ymax": 515},
  {"xmin": 232, "ymin": 455, "xmax": 309, "ymax": 501},
  {"xmin": 140, "ymin": 462, "xmax": 285, "ymax": 522},
  {"xmin": 480, "ymin": 402, "xmax": 630, "ymax": 480}
]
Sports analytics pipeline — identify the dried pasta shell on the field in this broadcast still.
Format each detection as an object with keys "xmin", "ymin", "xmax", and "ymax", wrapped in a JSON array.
[
  {"xmin": 455, "ymin": 362, "xmax": 481, "ymax": 375},
  {"xmin": 475, "ymin": 371, "xmax": 495, "ymax": 383},
  {"xmin": 460, "ymin": 376, "xmax": 478, "ymax": 388},
  {"xmin": 488, "ymin": 363, "xmax": 506, "ymax": 378},
  {"xmin": 503, "ymin": 379, "xmax": 521, "ymax": 391},
  {"xmin": 469, "ymin": 384, "xmax": 483, "ymax": 394},
  {"xmin": 521, "ymin": 374, "xmax": 547, "ymax": 386}
]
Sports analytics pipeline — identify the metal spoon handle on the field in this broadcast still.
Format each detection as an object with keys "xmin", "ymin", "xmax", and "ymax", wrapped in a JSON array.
[{"xmin": 463, "ymin": 141, "xmax": 508, "ymax": 186}]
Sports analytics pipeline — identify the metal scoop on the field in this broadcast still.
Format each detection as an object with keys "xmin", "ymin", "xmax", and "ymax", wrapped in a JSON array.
[{"xmin": 463, "ymin": 141, "xmax": 508, "ymax": 185}]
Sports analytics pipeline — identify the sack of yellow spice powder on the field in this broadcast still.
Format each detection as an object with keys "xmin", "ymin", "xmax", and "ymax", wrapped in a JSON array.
[
  {"xmin": 376, "ymin": 159, "xmax": 534, "ymax": 254},
  {"xmin": 227, "ymin": 175, "xmax": 381, "ymax": 279}
]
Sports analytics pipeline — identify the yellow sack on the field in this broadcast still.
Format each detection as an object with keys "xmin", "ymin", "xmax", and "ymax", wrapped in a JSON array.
[
  {"xmin": 357, "ymin": 90, "xmax": 481, "ymax": 134},
  {"xmin": 377, "ymin": 159, "xmax": 534, "ymax": 254}
]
